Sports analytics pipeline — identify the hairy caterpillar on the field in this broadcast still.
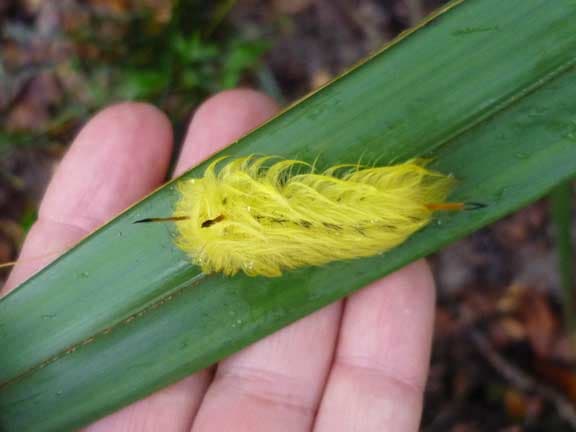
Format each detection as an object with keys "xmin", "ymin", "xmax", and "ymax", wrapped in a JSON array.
[
  {"xmin": 0, "ymin": 157, "xmax": 476, "ymax": 276},
  {"xmin": 149, "ymin": 156, "xmax": 463, "ymax": 277}
]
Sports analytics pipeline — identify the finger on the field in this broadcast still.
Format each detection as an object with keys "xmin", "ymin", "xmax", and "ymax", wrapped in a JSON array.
[
  {"xmin": 84, "ymin": 374, "xmax": 209, "ymax": 432},
  {"xmin": 191, "ymin": 304, "xmax": 342, "ymax": 432},
  {"xmin": 314, "ymin": 260, "xmax": 436, "ymax": 432},
  {"xmin": 2, "ymin": 103, "xmax": 173, "ymax": 295},
  {"xmin": 87, "ymin": 89, "xmax": 280, "ymax": 432}
]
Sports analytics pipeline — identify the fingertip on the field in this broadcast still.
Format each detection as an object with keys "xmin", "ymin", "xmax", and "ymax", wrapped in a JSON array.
[
  {"xmin": 174, "ymin": 89, "xmax": 279, "ymax": 176},
  {"xmin": 79, "ymin": 101, "xmax": 173, "ymax": 148},
  {"xmin": 195, "ymin": 89, "xmax": 278, "ymax": 123},
  {"xmin": 93, "ymin": 101, "xmax": 170, "ymax": 124}
]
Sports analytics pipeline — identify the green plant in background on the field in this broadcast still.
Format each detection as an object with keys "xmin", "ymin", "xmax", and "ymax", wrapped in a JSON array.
[
  {"xmin": 0, "ymin": 0, "xmax": 267, "ymax": 152},
  {"xmin": 72, "ymin": 0, "xmax": 267, "ymax": 120},
  {"xmin": 18, "ymin": 208, "xmax": 37, "ymax": 234},
  {"xmin": 1, "ymin": 0, "xmax": 576, "ymax": 430},
  {"xmin": 551, "ymin": 182, "xmax": 575, "ymax": 332}
]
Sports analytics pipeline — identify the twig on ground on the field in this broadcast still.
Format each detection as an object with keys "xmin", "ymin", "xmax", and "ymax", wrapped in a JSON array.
[{"xmin": 470, "ymin": 330, "xmax": 576, "ymax": 429}]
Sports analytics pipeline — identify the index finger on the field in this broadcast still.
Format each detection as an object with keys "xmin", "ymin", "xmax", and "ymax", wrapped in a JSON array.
[
  {"xmin": 2, "ymin": 102, "xmax": 173, "ymax": 295},
  {"xmin": 314, "ymin": 260, "xmax": 436, "ymax": 431}
]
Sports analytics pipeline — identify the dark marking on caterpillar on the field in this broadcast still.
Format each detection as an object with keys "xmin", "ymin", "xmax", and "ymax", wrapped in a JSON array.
[
  {"xmin": 254, "ymin": 215, "xmax": 290, "ymax": 224},
  {"xmin": 323, "ymin": 222, "xmax": 343, "ymax": 231},
  {"xmin": 202, "ymin": 214, "xmax": 225, "ymax": 228}
]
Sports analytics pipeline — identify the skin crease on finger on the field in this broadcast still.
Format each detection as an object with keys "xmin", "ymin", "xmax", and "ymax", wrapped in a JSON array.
[{"xmin": 3, "ymin": 89, "xmax": 436, "ymax": 432}]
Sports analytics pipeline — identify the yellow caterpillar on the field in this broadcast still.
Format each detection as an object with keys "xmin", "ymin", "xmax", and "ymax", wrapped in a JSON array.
[{"xmin": 163, "ymin": 156, "xmax": 457, "ymax": 277}]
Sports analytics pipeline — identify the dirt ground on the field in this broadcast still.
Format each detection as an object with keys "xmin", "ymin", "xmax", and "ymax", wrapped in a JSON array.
[{"xmin": 1, "ymin": 1, "xmax": 575, "ymax": 430}]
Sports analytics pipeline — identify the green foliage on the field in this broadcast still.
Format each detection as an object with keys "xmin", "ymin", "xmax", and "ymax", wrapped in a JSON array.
[
  {"xmin": 551, "ymin": 182, "xmax": 575, "ymax": 330},
  {"xmin": 19, "ymin": 208, "xmax": 37, "ymax": 234},
  {"xmin": 68, "ymin": 0, "xmax": 267, "ymax": 122},
  {"xmin": 1, "ymin": 0, "xmax": 267, "ymax": 149}
]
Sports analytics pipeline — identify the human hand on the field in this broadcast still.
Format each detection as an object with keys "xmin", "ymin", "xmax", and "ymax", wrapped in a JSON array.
[{"xmin": 3, "ymin": 89, "xmax": 435, "ymax": 432}]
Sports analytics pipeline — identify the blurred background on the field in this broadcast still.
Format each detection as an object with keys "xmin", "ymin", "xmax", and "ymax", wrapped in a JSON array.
[{"xmin": 1, "ymin": 1, "xmax": 575, "ymax": 430}]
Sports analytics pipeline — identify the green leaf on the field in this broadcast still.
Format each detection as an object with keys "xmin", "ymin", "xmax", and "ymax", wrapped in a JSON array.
[
  {"xmin": 551, "ymin": 182, "xmax": 575, "ymax": 331},
  {"xmin": 220, "ymin": 40, "xmax": 269, "ymax": 88},
  {"xmin": 116, "ymin": 69, "xmax": 171, "ymax": 99},
  {"xmin": 172, "ymin": 33, "xmax": 219, "ymax": 64},
  {"xmin": 19, "ymin": 208, "xmax": 37, "ymax": 234},
  {"xmin": 2, "ymin": 0, "xmax": 576, "ymax": 430}
]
